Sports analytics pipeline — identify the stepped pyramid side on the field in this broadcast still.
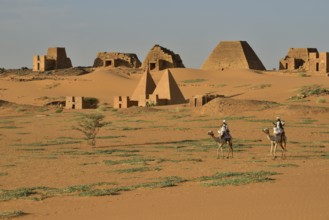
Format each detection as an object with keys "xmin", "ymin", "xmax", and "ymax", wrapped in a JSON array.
[
  {"xmin": 201, "ymin": 41, "xmax": 266, "ymax": 71},
  {"xmin": 130, "ymin": 69, "xmax": 156, "ymax": 101},
  {"xmin": 152, "ymin": 69, "xmax": 186, "ymax": 104}
]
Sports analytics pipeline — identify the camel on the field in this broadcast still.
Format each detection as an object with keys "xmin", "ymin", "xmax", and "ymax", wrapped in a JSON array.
[
  {"xmin": 207, "ymin": 130, "xmax": 233, "ymax": 159},
  {"xmin": 262, "ymin": 128, "xmax": 287, "ymax": 159}
]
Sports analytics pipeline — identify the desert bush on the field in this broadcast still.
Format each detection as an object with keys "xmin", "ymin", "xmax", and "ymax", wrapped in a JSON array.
[
  {"xmin": 0, "ymin": 210, "xmax": 27, "ymax": 218},
  {"xmin": 73, "ymin": 113, "xmax": 110, "ymax": 146},
  {"xmin": 299, "ymin": 84, "xmax": 329, "ymax": 97},
  {"xmin": 316, "ymin": 97, "xmax": 326, "ymax": 103},
  {"xmin": 298, "ymin": 72, "xmax": 310, "ymax": 77},
  {"xmin": 290, "ymin": 84, "xmax": 329, "ymax": 100},
  {"xmin": 55, "ymin": 109, "xmax": 63, "ymax": 113},
  {"xmin": 84, "ymin": 97, "xmax": 99, "ymax": 108},
  {"xmin": 0, "ymin": 67, "xmax": 5, "ymax": 74}
]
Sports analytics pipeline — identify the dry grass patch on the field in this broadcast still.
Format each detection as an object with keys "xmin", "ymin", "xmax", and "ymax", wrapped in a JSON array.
[
  {"xmin": 0, "ymin": 210, "xmax": 27, "ymax": 219},
  {"xmin": 197, "ymin": 171, "xmax": 279, "ymax": 187}
]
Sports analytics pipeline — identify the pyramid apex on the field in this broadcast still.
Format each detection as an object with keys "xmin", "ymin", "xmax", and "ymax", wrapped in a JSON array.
[{"xmin": 130, "ymin": 69, "xmax": 156, "ymax": 101}]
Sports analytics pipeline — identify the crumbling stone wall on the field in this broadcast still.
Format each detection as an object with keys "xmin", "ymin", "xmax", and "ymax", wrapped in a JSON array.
[
  {"xmin": 279, "ymin": 48, "xmax": 329, "ymax": 73},
  {"xmin": 33, "ymin": 47, "xmax": 72, "ymax": 72},
  {"xmin": 201, "ymin": 41, "xmax": 266, "ymax": 71},
  {"xmin": 93, "ymin": 52, "xmax": 141, "ymax": 68},
  {"xmin": 142, "ymin": 45, "xmax": 185, "ymax": 71}
]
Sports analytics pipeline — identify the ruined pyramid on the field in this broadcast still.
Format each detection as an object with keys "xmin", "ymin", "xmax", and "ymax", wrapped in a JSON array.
[
  {"xmin": 130, "ymin": 69, "xmax": 156, "ymax": 101},
  {"xmin": 201, "ymin": 41, "xmax": 266, "ymax": 71},
  {"xmin": 142, "ymin": 44, "xmax": 185, "ymax": 71},
  {"xmin": 152, "ymin": 69, "xmax": 186, "ymax": 105}
]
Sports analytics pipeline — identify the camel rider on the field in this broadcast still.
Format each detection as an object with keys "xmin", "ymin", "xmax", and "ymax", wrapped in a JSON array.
[
  {"xmin": 219, "ymin": 120, "xmax": 230, "ymax": 138},
  {"xmin": 273, "ymin": 117, "xmax": 285, "ymax": 137}
]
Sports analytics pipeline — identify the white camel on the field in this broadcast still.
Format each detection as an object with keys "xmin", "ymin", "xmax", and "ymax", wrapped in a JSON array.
[
  {"xmin": 207, "ymin": 130, "xmax": 233, "ymax": 159},
  {"xmin": 262, "ymin": 128, "xmax": 287, "ymax": 159}
]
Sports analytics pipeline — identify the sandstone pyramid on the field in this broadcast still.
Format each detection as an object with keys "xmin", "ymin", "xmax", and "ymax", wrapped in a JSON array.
[
  {"xmin": 201, "ymin": 41, "xmax": 266, "ymax": 71},
  {"xmin": 142, "ymin": 44, "xmax": 185, "ymax": 71},
  {"xmin": 130, "ymin": 69, "xmax": 156, "ymax": 101},
  {"xmin": 152, "ymin": 69, "xmax": 186, "ymax": 104}
]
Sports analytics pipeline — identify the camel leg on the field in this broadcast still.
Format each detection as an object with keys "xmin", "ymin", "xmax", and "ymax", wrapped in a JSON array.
[
  {"xmin": 217, "ymin": 144, "xmax": 224, "ymax": 159},
  {"xmin": 280, "ymin": 143, "xmax": 285, "ymax": 159},
  {"xmin": 227, "ymin": 141, "xmax": 233, "ymax": 158},
  {"xmin": 270, "ymin": 142, "xmax": 273, "ymax": 155},
  {"xmin": 272, "ymin": 143, "xmax": 277, "ymax": 159}
]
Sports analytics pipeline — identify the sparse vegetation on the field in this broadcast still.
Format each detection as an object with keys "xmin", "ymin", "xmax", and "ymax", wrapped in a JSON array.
[
  {"xmin": 197, "ymin": 171, "xmax": 278, "ymax": 186},
  {"xmin": 104, "ymin": 157, "xmax": 155, "ymax": 166},
  {"xmin": 73, "ymin": 113, "xmax": 110, "ymax": 146},
  {"xmin": 1, "ymin": 65, "xmax": 329, "ymax": 218},
  {"xmin": 269, "ymin": 164, "xmax": 299, "ymax": 168},
  {"xmin": 114, "ymin": 167, "xmax": 159, "ymax": 173},
  {"xmin": 44, "ymin": 82, "xmax": 60, "ymax": 89},
  {"xmin": 296, "ymin": 118, "xmax": 317, "ymax": 124},
  {"xmin": 13, "ymin": 138, "xmax": 81, "ymax": 147},
  {"xmin": 316, "ymin": 97, "xmax": 326, "ymax": 103},
  {"xmin": 298, "ymin": 72, "xmax": 310, "ymax": 77},
  {"xmin": 122, "ymin": 127, "xmax": 142, "ymax": 131},
  {"xmin": 250, "ymin": 84, "xmax": 271, "ymax": 89},
  {"xmin": 0, "ymin": 177, "xmax": 186, "ymax": 201},
  {"xmin": 97, "ymin": 104, "xmax": 111, "ymax": 112},
  {"xmin": 0, "ymin": 210, "xmax": 27, "ymax": 219},
  {"xmin": 55, "ymin": 108, "xmax": 63, "ymax": 113},
  {"xmin": 181, "ymin": 78, "xmax": 207, "ymax": 83},
  {"xmin": 321, "ymin": 154, "xmax": 329, "ymax": 159},
  {"xmin": 290, "ymin": 84, "xmax": 329, "ymax": 100},
  {"xmin": 0, "ymin": 172, "xmax": 8, "ymax": 176},
  {"xmin": 301, "ymin": 144, "xmax": 326, "ymax": 148},
  {"xmin": 0, "ymin": 67, "xmax": 5, "ymax": 74}
]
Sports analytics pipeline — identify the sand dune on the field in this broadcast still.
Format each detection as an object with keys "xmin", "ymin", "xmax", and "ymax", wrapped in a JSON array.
[{"xmin": 0, "ymin": 68, "xmax": 329, "ymax": 220}]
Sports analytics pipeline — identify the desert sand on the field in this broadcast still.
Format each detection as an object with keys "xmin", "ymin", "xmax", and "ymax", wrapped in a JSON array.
[{"xmin": 0, "ymin": 68, "xmax": 329, "ymax": 219}]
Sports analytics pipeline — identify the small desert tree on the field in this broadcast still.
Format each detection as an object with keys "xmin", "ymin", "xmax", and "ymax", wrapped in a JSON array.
[{"xmin": 74, "ymin": 113, "xmax": 110, "ymax": 146}]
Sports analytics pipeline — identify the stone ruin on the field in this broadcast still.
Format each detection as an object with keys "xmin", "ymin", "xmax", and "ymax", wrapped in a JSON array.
[
  {"xmin": 33, "ymin": 47, "xmax": 72, "ymax": 72},
  {"xmin": 65, "ymin": 96, "xmax": 98, "ymax": 109},
  {"xmin": 189, "ymin": 94, "xmax": 223, "ymax": 107},
  {"xmin": 113, "ymin": 69, "xmax": 186, "ymax": 108},
  {"xmin": 279, "ymin": 48, "xmax": 329, "ymax": 73},
  {"xmin": 93, "ymin": 52, "xmax": 141, "ymax": 68},
  {"xmin": 142, "ymin": 45, "xmax": 185, "ymax": 71},
  {"xmin": 201, "ymin": 41, "xmax": 266, "ymax": 71},
  {"xmin": 65, "ymin": 96, "xmax": 84, "ymax": 109}
]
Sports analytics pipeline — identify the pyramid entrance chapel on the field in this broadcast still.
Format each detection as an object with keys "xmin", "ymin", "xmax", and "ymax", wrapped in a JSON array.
[
  {"xmin": 201, "ymin": 41, "xmax": 266, "ymax": 71},
  {"xmin": 93, "ymin": 52, "xmax": 141, "ymax": 68},
  {"xmin": 33, "ymin": 47, "xmax": 72, "ymax": 72},
  {"xmin": 279, "ymin": 48, "xmax": 329, "ymax": 73}
]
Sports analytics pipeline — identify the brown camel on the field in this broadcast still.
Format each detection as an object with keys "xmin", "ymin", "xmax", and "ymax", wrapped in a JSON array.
[
  {"xmin": 207, "ymin": 130, "xmax": 233, "ymax": 159},
  {"xmin": 262, "ymin": 128, "xmax": 287, "ymax": 159}
]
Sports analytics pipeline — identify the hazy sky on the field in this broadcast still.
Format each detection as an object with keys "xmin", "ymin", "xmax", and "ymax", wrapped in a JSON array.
[{"xmin": 0, "ymin": 0, "xmax": 328, "ymax": 69}]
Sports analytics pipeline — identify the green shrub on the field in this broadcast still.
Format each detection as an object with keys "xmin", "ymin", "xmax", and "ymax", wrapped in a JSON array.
[
  {"xmin": 73, "ymin": 113, "xmax": 110, "ymax": 146},
  {"xmin": 55, "ymin": 109, "xmax": 63, "ymax": 113},
  {"xmin": 290, "ymin": 84, "xmax": 329, "ymax": 100}
]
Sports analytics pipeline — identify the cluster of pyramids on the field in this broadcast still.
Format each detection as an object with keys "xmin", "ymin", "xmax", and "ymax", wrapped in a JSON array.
[{"xmin": 113, "ymin": 69, "xmax": 186, "ymax": 108}]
